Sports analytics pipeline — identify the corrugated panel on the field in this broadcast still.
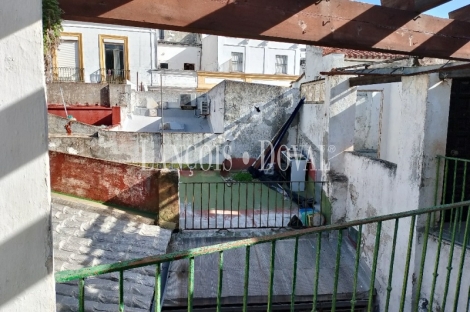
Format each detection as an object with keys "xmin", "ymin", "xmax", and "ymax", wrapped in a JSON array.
[{"xmin": 57, "ymin": 40, "xmax": 79, "ymax": 68}]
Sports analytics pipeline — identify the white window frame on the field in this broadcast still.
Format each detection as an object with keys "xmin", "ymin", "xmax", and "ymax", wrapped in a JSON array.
[{"xmin": 275, "ymin": 55, "xmax": 288, "ymax": 74}]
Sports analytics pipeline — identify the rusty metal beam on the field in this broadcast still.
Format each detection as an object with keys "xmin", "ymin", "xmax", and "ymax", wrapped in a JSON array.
[
  {"xmin": 449, "ymin": 5, "xmax": 470, "ymax": 22},
  {"xmin": 380, "ymin": 0, "xmax": 450, "ymax": 13},
  {"xmin": 349, "ymin": 76, "xmax": 401, "ymax": 87},
  {"xmin": 321, "ymin": 62, "xmax": 470, "ymax": 77},
  {"xmin": 59, "ymin": 0, "xmax": 470, "ymax": 60}
]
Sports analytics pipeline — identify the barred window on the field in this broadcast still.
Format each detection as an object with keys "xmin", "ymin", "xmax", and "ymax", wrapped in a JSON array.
[
  {"xmin": 275, "ymin": 55, "xmax": 288, "ymax": 74},
  {"xmin": 231, "ymin": 52, "xmax": 244, "ymax": 72}
]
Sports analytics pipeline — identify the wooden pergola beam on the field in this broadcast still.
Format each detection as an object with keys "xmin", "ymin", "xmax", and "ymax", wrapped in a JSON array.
[
  {"xmin": 380, "ymin": 0, "xmax": 450, "ymax": 13},
  {"xmin": 59, "ymin": 0, "xmax": 470, "ymax": 60},
  {"xmin": 449, "ymin": 4, "xmax": 470, "ymax": 22}
]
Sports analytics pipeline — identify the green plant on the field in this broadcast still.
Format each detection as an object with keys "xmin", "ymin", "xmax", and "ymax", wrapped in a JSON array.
[
  {"xmin": 42, "ymin": 0, "xmax": 63, "ymax": 82},
  {"xmin": 231, "ymin": 171, "xmax": 253, "ymax": 182}
]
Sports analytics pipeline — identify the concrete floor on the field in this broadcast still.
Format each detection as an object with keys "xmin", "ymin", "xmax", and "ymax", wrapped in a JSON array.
[
  {"xmin": 115, "ymin": 109, "xmax": 212, "ymax": 133},
  {"xmin": 163, "ymin": 231, "xmax": 372, "ymax": 310}
]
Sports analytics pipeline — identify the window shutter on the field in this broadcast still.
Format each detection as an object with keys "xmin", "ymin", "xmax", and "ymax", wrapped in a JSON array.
[{"xmin": 57, "ymin": 40, "xmax": 79, "ymax": 68}]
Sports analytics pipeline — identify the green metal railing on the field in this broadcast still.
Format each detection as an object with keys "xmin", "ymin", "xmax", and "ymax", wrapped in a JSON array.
[
  {"xmin": 180, "ymin": 180, "xmax": 326, "ymax": 229},
  {"xmin": 55, "ymin": 200, "xmax": 470, "ymax": 312}
]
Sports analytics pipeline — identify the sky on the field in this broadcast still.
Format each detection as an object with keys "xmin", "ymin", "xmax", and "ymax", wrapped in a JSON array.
[{"xmin": 357, "ymin": 0, "xmax": 467, "ymax": 18}]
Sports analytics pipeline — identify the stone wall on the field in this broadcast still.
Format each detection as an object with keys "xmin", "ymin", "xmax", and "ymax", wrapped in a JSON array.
[
  {"xmin": 49, "ymin": 151, "xmax": 179, "ymax": 228},
  {"xmin": 49, "ymin": 130, "xmax": 162, "ymax": 163},
  {"xmin": 47, "ymin": 82, "xmax": 130, "ymax": 106}
]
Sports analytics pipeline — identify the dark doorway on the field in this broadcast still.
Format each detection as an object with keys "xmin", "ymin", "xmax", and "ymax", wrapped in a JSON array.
[
  {"xmin": 444, "ymin": 78, "xmax": 470, "ymax": 221},
  {"xmin": 104, "ymin": 43, "xmax": 125, "ymax": 82}
]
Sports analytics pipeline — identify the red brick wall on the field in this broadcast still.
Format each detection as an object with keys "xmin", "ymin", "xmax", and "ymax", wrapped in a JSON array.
[
  {"xmin": 48, "ymin": 105, "xmax": 120, "ymax": 126},
  {"xmin": 49, "ymin": 151, "xmax": 162, "ymax": 214}
]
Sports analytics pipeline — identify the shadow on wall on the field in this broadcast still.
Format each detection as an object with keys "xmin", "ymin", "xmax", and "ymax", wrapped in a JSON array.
[
  {"xmin": 161, "ymin": 82, "xmax": 300, "ymax": 165},
  {"xmin": 0, "ymin": 215, "xmax": 53, "ymax": 309}
]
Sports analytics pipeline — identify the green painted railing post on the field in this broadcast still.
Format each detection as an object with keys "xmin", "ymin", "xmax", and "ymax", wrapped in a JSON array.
[
  {"xmin": 243, "ymin": 246, "xmax": 250, "ymax": 312},
  {"xmin": 385, "ymin": 219, "xmax": 399, "ymax": 312},
  {"xmin": 79, "ymin": 278, "xmax": 85, "ymax": 312},
  {"xmin": 368, "ymin": 222, "xmax": 381, "ymax": 312},
  {"xmin": 155, "ymin": 264, "xmax": 161, "ymax": 312},
  {"xmin": 312, "ymin": 232, "xmax": 322, "ymax": 311},
  {"xmin": 331, "ymin": 229, "xmax": 343, "ymax": 312},
  {"xmin": 452, "ymin": 207, "xmax": 470, "ymax": 311},
  {"xmin": 217, "ymin": 251, "xmax": 224, "ymax": 312},
  {"xmin": 399, "ymin": 215, "xmax": 416, "ymax": 312},
  {"xmin": 187, "ymin": 257, "xmax": 194, "ymax": 312},
  {"xmin": 441, "ymin": 201, "xmax": 460, "ymax": 311},
  {"xmin": 119, "ymin": 270, "xmax": 124, "ymax": 312},
  {"xmin": 290, "ymin": 236, "xmax": 300, "ymax": 312},
  {"xmin": 351, "ymin": 224, "xmax": 362, "ymax": 312},
  {"xmin": 415, "ymin": 213, "xmax": 431, "ymax": 311},
  {"xmin": 267, "ymin": 240, "xmax": 276, "ymax": 312}
]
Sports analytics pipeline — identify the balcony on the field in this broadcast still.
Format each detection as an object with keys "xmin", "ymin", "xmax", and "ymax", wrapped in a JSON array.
[
  {"xmin": 90, "ymin": 68, "xmax": 130, "ymax": 84},
  {"xmin": 52, "ymin": 67, "xmax": 84, "ymax": 83}
]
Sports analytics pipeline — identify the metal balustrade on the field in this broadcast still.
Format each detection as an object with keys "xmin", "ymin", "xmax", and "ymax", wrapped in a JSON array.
[
  {"xmin": 55, "ymin": 200, "xmax": 470, "ymax": 312},
  {"xmin": 52, "ymin": 67, "xmax": 84, "ymax": 82},
  {"xmin": 180, "ymin": 180, "xmax": 327, "ymax": 230}
]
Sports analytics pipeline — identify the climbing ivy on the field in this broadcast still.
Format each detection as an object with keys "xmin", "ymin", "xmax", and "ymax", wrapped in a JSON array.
[{"xmin": 42, "ymin": 0, "xmax": 63, "ymax": 82}]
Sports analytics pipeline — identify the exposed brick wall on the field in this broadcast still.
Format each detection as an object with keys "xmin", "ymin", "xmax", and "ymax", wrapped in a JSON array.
[{"xmin": 49, "ymin": 151, "xmax": 179, "ymax": 228}]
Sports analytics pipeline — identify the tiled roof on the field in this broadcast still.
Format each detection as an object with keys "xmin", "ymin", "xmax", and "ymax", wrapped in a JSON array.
[
  {"xmin": 52, "ymin": 197, "xmax": 172, "ymax": 312},
  {"xmin": 322, "ymin": 47, "xmax": 403, "ymax": 60}
]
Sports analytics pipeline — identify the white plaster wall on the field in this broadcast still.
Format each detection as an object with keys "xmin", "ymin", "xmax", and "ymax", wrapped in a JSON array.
[
  {"xmin": 358, "ymin": 82, "xmax": 402, "ymax": 164},
  {"xmin": 305, "ymin": 46, "xmax": 344, "ymax": 81},
  {"xmin": 216, "ymin": 37, "xmax": 304, "ymax": 75},
  {"xmin": 343, "ymin": 152, "xmax": 405, "ymax": 311},
  {"xmin": 62, "ymin": 21, "xmax": 156, "ymax": 86},
  {"xmin": 0, "ymin": 0, "xmax": 55, "ymax": 309},
  {"xmin": 207, "ymin": 82, "xmax": 225, "ymax": 134},
  {"xmin": 354, "ymin": 91, "xmax": 381, "ymax": 151},
  {"xmin": 419, "ymin": 237, "xmax": 470, "ymax": 312},
  {"xmin": 158, "ymin": 44, "xmax": 201, "ymax": 70},
  {"xmin": 201, "ymin": 35, "xmax": 218, "ymax": 72},
  {"xmin": 150, "ymin": 70, "xmax": 198, "ymax": 89},
  {"xmin": 326, "ymin": 75, "xmax": 357, "ymax": 173}
]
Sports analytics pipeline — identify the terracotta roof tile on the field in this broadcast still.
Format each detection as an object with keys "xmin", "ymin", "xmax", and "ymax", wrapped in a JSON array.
[{"xmin": 321, "ymin": 47, "xmax": 403, "ymax": 60}]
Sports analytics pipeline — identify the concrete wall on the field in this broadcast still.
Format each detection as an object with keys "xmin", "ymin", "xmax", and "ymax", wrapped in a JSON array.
[
  {"xmin": 157, "ymin": 44, "xmax": 201, "ymax": 70},
  {"xmin": 206, "ymin": 82, "xmax": 225, "ymax": 133},
  {"xmin": 61, "ymin": 20, "xmax": 156, "ymax": 86},
  {"xmin": 296, "ymin": 72, "xmax": 454, "ymax": 310},
  {"xmin": 0, "ymin": 0, "xmax": 56, "ymax": 309},
  {"xmin": 358, "ymin": 83, "xmax": 402, "ymax": 164},
  {"xmin": 354, "ymin": 91, "xmax": 381, "ymax": 152},
  {"xmin": 48, "ymin": 114, "xmax": 99, "ymax": 135},
  {"xmin": 49, "ymin": 151, "xmax": 179, "ymax": 228},
  {"xmin": 49, "ymin": 129, "xmax": 162, "ymax": 163},
  {"xmin": 162, "ymin": 81, "xmax": 300, "ymax": 166},
  {"xmin": 201, "ymin": 35, "xmax": 219, "ymax": 72},
  {"xmin": 47, "ymin": 82, "xmax": 130, "ymax": 106}
]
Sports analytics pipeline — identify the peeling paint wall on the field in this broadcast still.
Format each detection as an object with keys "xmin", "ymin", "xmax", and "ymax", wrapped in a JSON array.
[
  {"xmin": 49, "ymin": 151, "xmax": 179, "ymax": 228},
  {"xmin": 297, "ymin": 71, "xmax": 453, "ymax": 310},
  {"xmin": 354, "ymin": 91, "xmax": 381, "ymax": 152},
  {"xmin": 49, "ymin": 128, "xmax": 162, "ymax": 163},
  {"xmin": 0, "ymin": 0, "xmax": 56, "ymax": 308}
]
